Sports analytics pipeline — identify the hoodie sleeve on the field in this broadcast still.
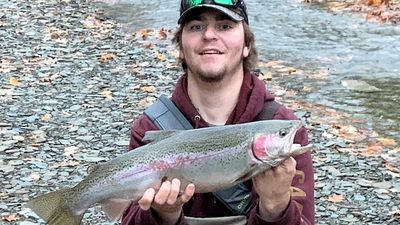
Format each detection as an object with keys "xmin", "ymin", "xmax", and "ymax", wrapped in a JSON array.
[{"xmin": 246, "ymin": 106, "xmax": 315, "ymax": 225}]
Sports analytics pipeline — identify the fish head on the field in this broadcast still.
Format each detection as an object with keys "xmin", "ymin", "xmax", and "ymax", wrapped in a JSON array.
[{"xmin": 252, "ymin": 120, "xmax": 309, "ymax": 163}]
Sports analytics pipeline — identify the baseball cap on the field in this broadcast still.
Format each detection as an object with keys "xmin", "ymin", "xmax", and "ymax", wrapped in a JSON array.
[{"xmin": 178, "ymin": 0, "xmax": 249, "ymax": 24}]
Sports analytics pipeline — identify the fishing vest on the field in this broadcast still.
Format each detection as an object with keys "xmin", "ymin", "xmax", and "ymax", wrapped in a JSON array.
[{"xmin": 144, "ymin": 95, "xmax": 281, "ymax": 223}]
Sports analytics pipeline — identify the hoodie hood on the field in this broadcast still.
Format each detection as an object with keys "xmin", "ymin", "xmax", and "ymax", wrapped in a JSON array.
[{"xmin": 171, "ymin": 70, "xmax": 275, "ymax": 128}]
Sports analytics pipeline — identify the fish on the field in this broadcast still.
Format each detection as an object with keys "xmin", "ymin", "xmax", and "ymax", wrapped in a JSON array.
[{"xmin": 26, "ymin": 120, "xmax": 312, "ymax": 225}]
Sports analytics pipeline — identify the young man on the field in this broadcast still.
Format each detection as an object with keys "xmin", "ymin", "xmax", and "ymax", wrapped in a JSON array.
[{"xmin": 121, "ymin": 0, "xmax": 315, "ymax": 224}]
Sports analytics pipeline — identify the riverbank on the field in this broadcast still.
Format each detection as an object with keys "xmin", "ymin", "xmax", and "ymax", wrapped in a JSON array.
[
  {"xmin": 0, "ymin": 0, "xmax": 399, "ymax": 224},
  {"xmin": 302, "ymin": 0, "xmax": 400, "ymax": 24}
]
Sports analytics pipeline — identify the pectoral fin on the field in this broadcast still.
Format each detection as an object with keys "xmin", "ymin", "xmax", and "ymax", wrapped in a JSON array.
[{"xmin": 100, "ymin": 198, "xmax": 132, "ymax": 221}]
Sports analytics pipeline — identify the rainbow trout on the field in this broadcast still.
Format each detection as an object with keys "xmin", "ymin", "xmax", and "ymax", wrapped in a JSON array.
[{"xmin": 27, "ymin": 120, "xmax": 311, "ymax": 225}]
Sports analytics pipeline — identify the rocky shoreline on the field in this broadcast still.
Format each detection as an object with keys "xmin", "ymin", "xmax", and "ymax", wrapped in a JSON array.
[{"xmin": 0, "ymin": 0, "xmax": 399, "ymax": 224}]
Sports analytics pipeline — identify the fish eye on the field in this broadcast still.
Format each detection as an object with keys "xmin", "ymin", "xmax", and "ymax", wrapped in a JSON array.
[{"xmin": 279, "ymin": 128, "xmax": 288, "ymax": 137}]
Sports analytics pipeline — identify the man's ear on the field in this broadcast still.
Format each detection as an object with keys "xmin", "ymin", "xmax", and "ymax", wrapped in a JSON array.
[{"xmin": 243, "ymin": 44, "xmax": 250, "ymax": 58}]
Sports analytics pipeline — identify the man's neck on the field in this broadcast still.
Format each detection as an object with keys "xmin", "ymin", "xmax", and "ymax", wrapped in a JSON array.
[{"xmin": 187, "ymin": 69, "xmax": 244, "ymax": 125}]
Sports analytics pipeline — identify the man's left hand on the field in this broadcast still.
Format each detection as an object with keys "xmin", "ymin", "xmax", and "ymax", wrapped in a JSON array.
[{"xmin": 253, "ymin": 157, "xmax": 296, "ymax": 220}]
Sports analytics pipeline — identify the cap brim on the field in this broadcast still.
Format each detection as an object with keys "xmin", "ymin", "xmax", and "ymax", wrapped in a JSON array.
[{"xmin": 178, "ymin": 4, "xmax": 244, "ymax": 24}]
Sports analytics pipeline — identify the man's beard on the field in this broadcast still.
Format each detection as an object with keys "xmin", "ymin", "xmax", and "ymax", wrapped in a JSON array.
[{"xmin": 186, "ymin": 57, "xmax": 244, "ymax": 84}]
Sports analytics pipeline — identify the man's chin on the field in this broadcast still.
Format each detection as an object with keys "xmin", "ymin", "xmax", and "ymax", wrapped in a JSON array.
[{"xmin": 197, "ymin": 71, "xmax": 225, "ymax": 83}]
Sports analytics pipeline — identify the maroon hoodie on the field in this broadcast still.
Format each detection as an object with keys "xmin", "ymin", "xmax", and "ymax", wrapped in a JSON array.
[{"xmin": 121, "ymin": 71, "xmax": 315, "ymax": 225}]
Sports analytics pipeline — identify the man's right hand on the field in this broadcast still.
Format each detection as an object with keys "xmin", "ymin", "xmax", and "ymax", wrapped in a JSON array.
[{"xmin": 138, "ymin": 178, "xmax": 195, "ymax": 225}]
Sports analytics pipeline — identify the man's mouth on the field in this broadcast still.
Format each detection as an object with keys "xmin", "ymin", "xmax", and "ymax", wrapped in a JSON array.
[{"xmin": 199, "ymin": 49, "xmax": 223, "ymax": 55}]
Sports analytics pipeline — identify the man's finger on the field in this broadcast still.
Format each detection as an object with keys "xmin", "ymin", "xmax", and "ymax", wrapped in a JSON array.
[
  {"xmin": 138, "ymin": 188, "xmax": 155, "ymax": 210},
  {"xmin": 180, "ymin": 183, "xmax": 195, "ymax": 203},
  {"xmin": 154, "ymin": 180, "xmax": 171, "ymax": 205},
  {"xmin": 167, "ymin": 178, "xmax": 181, "ymax": 205}
]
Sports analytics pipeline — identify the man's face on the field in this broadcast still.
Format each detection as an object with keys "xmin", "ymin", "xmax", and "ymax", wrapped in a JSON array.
[{"xmin": 180, "ymin": 9, "xmax": 250, "ymax": 83}]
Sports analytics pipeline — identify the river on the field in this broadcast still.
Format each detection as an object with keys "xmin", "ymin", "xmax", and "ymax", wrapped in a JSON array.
[{"xmin": 94, "ymin": 0, "xmax": 400, "ymax": 144}]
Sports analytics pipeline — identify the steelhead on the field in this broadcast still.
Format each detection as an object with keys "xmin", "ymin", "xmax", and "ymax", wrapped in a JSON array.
[{"xmin": 27, "ymin": 120, "xmax": 311, "ymax": 225}]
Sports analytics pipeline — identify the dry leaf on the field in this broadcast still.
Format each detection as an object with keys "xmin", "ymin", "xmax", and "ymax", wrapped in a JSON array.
[
  {"xmin": 159, "ymin": 28, "xmax": 167, "ymax": 40},
  {"xmin": 100, "ymin": 90, "xmax": 113, "ymax": 100},
  {"xmin": 359, "ymin": 142, "xmax": 383, "ymax": 156},
  {"xmin": 140, "ymin": 86, "xmax": 156, "ymax": 93},
  {"xmin": 155, "ymin": 52, "xmax": 166, "ymax": 61},
  {"xmin": 170, "ymin": 49, "xmax": 180, "ymax": 58},
  {"xmin": 328, "ymin": 194, "xmax": 344, "ymax": 203},
  {"xmin": 1, "ymin": 214, "xmax": 20, "ymax": 222},
  {"xmin": 143, "ymin": 42, "xmax": 153, "ymax": 49},
  {"xmin": 378, "ymin": 138, "xmax": 397, "ymax": 146},
  {"xmin": 9, "ymin": 77, "xmax": 20, "ymax": 86},
  {"xmin": 83, "ymin": 16, "xmax": 102, "ymax": 29},
  {"xmin": 41, "ymin": 113, "xmax": 52, "ymax": 121},
  {"xmin": 100, "ymin": 53, "xmax": 115, "ymax": 63},
  {"xmin": 137, "ymin": 29, "xmax": 148, "ymax": 40},
  {"xmin": 258, "ymin": 71, "xmax": 273, "ymax": 81}
]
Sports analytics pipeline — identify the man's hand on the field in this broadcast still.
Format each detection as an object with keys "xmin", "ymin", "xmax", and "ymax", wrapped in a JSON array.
[
  {"xmin": 138, "ymin": 178, "xmax": 195, "ymax": 225},
  {"xmin": 253, "ymin": 157, "xmax": 296, "ymax": 221}
]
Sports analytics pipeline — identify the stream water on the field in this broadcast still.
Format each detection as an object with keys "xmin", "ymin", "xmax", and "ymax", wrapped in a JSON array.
[{"xmin": 95, "ymin": 0, "xmax": 399, "ymax": 144}]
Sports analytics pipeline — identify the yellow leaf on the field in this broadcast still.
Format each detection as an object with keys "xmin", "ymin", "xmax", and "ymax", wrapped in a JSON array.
[
  {"xmin": 137, "ymin": 29, "xmax": 148, "ymax": 40},
  {"xmin": 327, "ymin": 194, "xmax": 344, "ymax": 203},
  {"xmin": 100, "ymin": 90, "xmax": 113, "ymax": 100},
  {"xmin": 155, "ymin": 52, "xmax": 166, "ymax": 61},
  {"xmin": 100, "ymin": 53, "xmax": 115, "ymax": 63},
  {"xmin": 41, "ymin": 113, "xmax": 52, "ymax": 121},
  {"xmin": 9, "ymin": 77, "xmax": 20, "ymax": 86},
  {"xmin": 140, "ymin": 86, "xmax": 156, "ymax": 93}
]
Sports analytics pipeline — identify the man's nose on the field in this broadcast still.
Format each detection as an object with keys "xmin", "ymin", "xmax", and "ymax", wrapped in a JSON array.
[{"xmin": 202, "ymin": 26, "xmax": 218, "ymax": 40}]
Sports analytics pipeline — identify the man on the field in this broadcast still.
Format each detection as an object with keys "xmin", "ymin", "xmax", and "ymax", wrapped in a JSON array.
[{"xmin": 121, "ymin": 0, "xmax": 315, "ymax": 224}]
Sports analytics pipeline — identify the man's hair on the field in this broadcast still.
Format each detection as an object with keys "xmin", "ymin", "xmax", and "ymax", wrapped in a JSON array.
[{"xmin": 171, "ymin": 22, "xmax": 258, "ymax": 71}]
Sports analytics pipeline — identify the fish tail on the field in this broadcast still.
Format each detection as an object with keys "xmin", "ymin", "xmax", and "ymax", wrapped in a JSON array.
[{"xmin": 26, "ymin": 189, "xmax": 83, "ymax": 225}]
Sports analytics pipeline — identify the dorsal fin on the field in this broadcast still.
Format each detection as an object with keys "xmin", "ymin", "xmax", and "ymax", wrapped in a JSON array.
[
  {"xmin": 87, "ymin": 163, "xmax": 102, "ymax": 174},
  {"xmin": 143, "ymin": 130, "xmax": 181, "ymax": 142}
]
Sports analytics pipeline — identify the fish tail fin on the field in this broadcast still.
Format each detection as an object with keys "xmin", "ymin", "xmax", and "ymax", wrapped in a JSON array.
[{"xmin": 26, "ymin": 189, "xmax": 83, "ymax": 225}]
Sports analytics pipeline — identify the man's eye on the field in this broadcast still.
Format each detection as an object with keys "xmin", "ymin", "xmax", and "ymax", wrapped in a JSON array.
[
  {"xmin": 217, "ymin": 24, "xmax": 232, "ymax": 30},
  {"xmin": 190, "ymin": 24, "xmax": 203, "ymax": 31}
]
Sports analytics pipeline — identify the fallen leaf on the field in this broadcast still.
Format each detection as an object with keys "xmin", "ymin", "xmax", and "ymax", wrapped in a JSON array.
[
  {"xmin": 170, "ymin": 49, "xmax": 180, "ymax": 58},
  {"xmin": 1, "ymin": 214, "xmax": 20, "ymax": 222},
  {"xmin": 100, "ymin": 90, "xmax": 113, "ymax": 100},
  {"xmin": 378, "ymin": 138, "xmax": 397, "ymax": 146},
  {"xmin": 143, "ymin": 42, "xmax": 153, "ymax": 49},
  {"xmin": 359, "ymin": 142, "xmax": 383, "ymax": 156},
  {"xmin": 159, "ymin": 28, "xmax": 167, "ymax": 40},
  {"xmin": 83, "ymin": 16, "xmax": 102, "ymax": 29},
  {"xmin": 41, "ymin": 113, "xmax": 52, "ymax": 121},
  {"xmin": 327, "ymin": 194, "xmax": 344, "ymax": 203},
  {"xmin": 137, "ymin": 29, "xmax": 148, "ymax": 40},
  {"xmin": 9, "ymin": 77, "xmax": 20, "ymax": 86},
  {"xmin": 100, "ymin": 53, "xmax": 115, "ymax": 63},
  {"xmin": 155, "ymin": 52, "xmax": 166, "ymax": 61},
  {"xmin": 140, "ymin": 86, "xmax": 156, "ymax": 93}
]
